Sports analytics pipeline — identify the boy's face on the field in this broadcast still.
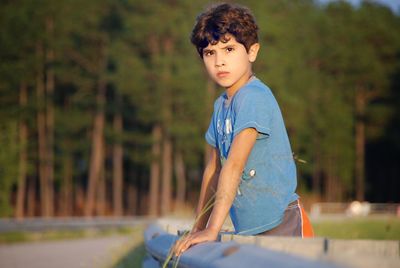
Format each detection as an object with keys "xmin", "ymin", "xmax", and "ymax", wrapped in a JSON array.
[{"xmin": 202, "ymin": 34, "xmax": 259, "ymax": 94}]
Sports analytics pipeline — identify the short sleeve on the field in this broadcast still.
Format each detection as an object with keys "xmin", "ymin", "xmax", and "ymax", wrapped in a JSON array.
[
  {"xmin": 205, "ymin": 115, "xmax": 217, "ymax": 147},
  {"xmin": 233, "ymin": 88, "xmax": 272, "ymax": 138},
  {"xmin": 205, "ymin": 98, "xmax": 222, "ymax": 148}
]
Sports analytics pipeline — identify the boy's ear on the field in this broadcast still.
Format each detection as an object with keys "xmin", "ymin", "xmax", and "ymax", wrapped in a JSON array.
[{"xmin": 248, "ymin": 43, "xmax": 260, "ymax": 63}]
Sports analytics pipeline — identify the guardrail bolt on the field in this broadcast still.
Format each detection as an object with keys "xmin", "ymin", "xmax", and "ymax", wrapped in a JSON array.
[
  {"xmin": 223, "ymin": 245, "xmax": 240, "ymax": 257},
  {"xmin": 151, "ymin": 232, "xmax": 160, "ymax": 239}
]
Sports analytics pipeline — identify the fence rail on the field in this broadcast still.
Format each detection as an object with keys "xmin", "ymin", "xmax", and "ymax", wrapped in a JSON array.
[
  {"xmin": 144, "ymin": 223, "xmax": 342, "ymax": 268},
  {"xmin": 310, "ymin": 202, "xmax": 400, "ymax": 218},
  {"xmin": 144, "ymin": 219, "xmax": 400, "ymax": 268}
]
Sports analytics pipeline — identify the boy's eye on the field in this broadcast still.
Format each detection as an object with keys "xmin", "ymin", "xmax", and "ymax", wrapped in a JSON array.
[
  {"xmin": 204, "ymin": 50, "xmax": 214, "ymax": 57},
  {"xmin": 226, "ymin": 47, "xmax": 234, "ymax": 52}
]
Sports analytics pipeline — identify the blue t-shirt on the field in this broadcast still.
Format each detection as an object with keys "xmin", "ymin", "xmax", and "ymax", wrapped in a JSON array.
[{"xmin": 205, "ymin": 77, "xmax": 298, "ymax": 235}]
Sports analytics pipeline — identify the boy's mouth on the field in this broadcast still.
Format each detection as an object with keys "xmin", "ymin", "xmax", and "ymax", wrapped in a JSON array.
[{"xmin": 217, "ymin": 71, "xmax": 230, "ymax": 78}]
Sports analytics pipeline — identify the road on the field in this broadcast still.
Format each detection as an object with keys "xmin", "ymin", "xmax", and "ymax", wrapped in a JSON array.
[{"xmin": 0, "ymin": 235, "xmax": 135, "ymax": 268}]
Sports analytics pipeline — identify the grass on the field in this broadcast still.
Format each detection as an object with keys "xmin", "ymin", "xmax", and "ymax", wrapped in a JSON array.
[
  {"xmin": 0, "ymin": 226, "xmax": 140, "ymax": 244},
  {"xmin": 313, "ymin": 217, "xmax": 400, "ymax": 240},
  {"xmin": 112, "ymin": 242, "xmax": 146, "ymax": 268},
  {"xmin": 109, "ymin": 227, "xmax": 146, "ymax": 268}
]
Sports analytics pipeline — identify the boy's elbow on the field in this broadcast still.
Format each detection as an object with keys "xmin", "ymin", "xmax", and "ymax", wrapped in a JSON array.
[
  {"xmin": 203, "ymin": 161, "xmax": 221, "ymax": 181},
  {"xmin": 223, "ymin": 159, "xmax": 244, "ymax": 175},
  {"xmin": 215, "ymin": 163, "xmax": 222, "ymax": 173}
]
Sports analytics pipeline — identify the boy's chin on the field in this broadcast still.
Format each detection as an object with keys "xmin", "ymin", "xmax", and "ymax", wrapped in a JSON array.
[{"xmin": 214, "ymin": 80, "xmax": 233, "ymax": 89}]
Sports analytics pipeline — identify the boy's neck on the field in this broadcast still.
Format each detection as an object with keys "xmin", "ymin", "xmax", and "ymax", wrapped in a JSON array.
[{"xmin": 226, "ymin": 72, "xmax": 255, "ymax": 100}]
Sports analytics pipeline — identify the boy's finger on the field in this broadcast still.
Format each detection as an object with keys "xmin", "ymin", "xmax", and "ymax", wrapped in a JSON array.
[
  {"xmin": 179, "ymin": 238, "xmax": 193, "ymax": 255},
  {"xmin": 179, "ymin": 243, "xmax": 190, "ymax": 255},
  {"xmin": 187, "ymin": 236, "xmax": 202, "ymax": 247},
  {"xmin": 173, "ymin": 240, "xmax": 183, "ymax": 255},
  {"xmin": 174, "ymin": 237, "xmax": 189, "ymax": 256}
]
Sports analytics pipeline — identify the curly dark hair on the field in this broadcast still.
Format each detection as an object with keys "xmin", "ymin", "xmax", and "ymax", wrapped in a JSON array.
[{"xmin": 190, "ymin": 3, "xmax": 259, "ymax": 57}]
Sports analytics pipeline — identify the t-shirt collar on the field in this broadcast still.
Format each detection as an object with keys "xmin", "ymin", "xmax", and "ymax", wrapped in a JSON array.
[{"xmin": 222, "ymin": 75, "xmax": 258, "ymax": 100}]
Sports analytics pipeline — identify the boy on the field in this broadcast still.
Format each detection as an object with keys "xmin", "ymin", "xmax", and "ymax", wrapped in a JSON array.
[{"xmin": 173, "ymin": 3, "xmax": 313, "ymax": 256}]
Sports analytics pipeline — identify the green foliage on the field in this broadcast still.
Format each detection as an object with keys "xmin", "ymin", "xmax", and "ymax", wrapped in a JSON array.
[{"xmin": 0, "ymin": 0, "xmax": 399, "ymax": 217}]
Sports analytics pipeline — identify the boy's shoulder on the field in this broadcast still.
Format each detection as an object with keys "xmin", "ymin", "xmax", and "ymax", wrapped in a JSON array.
[
  {"xmin": 235, "ymin": 77, "xmax": 274, "ymax": 102},
  {"xmin": 212, "ymin": 78, "xmax": 275, "ymax": 109},
  {"xmin": 212, "ymin": 93, "xmax": 226, "ymax": 109}
]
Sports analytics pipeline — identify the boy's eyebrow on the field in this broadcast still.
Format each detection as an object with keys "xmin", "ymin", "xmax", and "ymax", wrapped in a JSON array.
[
  {"xmin": 220, "ymin": 44, "xmax": 236, "ymax": 49},
  {"xmin": 203, "ymin": 43, "xmax": 236, "ymax": 54}
]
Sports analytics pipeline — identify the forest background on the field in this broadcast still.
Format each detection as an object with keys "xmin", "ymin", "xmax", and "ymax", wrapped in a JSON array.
[{"xmin": 0, "ymin": 0, "xmax": 399, "ymax": 218}]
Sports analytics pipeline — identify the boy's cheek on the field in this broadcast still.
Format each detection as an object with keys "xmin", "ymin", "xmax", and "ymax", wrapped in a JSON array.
[
  {"xmin": 203, "ymin": 61, "xmax": 213, "ymax": 71},
  {"xmin": 204, "ymin": 66, "xmax": 216, "ymax": 78}
]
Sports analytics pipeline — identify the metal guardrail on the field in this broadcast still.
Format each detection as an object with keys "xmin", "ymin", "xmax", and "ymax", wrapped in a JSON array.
[
  {"xmin": 143, "ymin": 223, "xmax": 344, "ymax": 268},
  {"xmin": 0, "ymin": 217, "xmax": 151, "ymax": 233},
  {"xmin": 144, "ymin": 218, "xmax": 400, "ymax": 268}
]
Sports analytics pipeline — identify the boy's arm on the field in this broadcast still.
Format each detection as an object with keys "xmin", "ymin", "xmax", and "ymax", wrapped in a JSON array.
[
  {"xmin": 173, "ymin": 128, "xmax": 258, "ymax": 256},
  {"xmin": 192, "ymin": 146, "xmax": 221, "ymax": 232}
]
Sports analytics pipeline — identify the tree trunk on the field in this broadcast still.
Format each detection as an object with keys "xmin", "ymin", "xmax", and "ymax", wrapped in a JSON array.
[
  {"xmin": 148, "ymin": 124, "xmax": 161, "ymax": 216},
  {"xmin": 36, "ymin": 41, "xmax": 51, "ymax": 217},
  {"xmin": 75, "ymin": 184, "xmax": 85, "ymax": 216},
  {"xmin": 45, "ymin": 17, "xmax": 55, "ymax": 216},
  {"xmin": 204, "ymin": 78, "xmax": 216, "ymax": 165},
  {"xmin": 174, "ymin": 150, "xmax": 186, "ymax": 210},
  {"xmin": 113, "ymin": 110, "xmax": 124, "ymax": 217},
  {"xmin": 312, "ymin": 136, "xmax": 321, "ymax": 199},
  {"xmin": 140, "ymin": 190, "xmax": 149, "ymax": 215},
  {"xmin": 95, "ymin": 165, "xmax": 106, "ymax": 216},
  {"xmin": 60, "ymin": 150, "xmax": 73, "ymax": 216},
  {"xmin": 161, "ymin": 133, "xmax": 173, "ymax": 215},
  {"xmin": 147, "ymin": 34, "xmax": 161, "ymax": 217},
  {"xmin": 27, "ymin": 177, "xmax": 36, "ymax": 217},
  {"xmin": 355, "ymin": 87, "xmax": 366, "ymax": 201},
  {"xmin": 325, "ymin": 157, "xmax": 333, "ymax": 202},
  {"xmin": 325, "ymin": 174, "xmax": 331, "ymax": 202},
  {"xmin": 336, "ymin": 177, "xmax": 343, "ymax": 201},
  {"xmin": 85, "ymin": 79, "xmax": 106, "ymax": 217},
  {"xmin": 325, "ymin": 155, "xmax": 344, "ymax": 202},
  {"xmin": 127, "ymin": 184, "xmax": 137, "ymax": 216},
  {"xmin": 16, "ymin": 82, "xmax": 28, "ymax": 219}
]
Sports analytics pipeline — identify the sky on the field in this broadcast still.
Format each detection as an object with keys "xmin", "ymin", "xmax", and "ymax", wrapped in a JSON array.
[{"xmin": 318, "ymin": 0, "xmax": 400, "ymax": 13}]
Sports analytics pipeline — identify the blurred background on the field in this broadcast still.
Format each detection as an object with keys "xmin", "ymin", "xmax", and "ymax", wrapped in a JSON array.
[
  {"xmin": 0, "ymin": 0, "xmax": 399, "ymax": 221},
  {"xmin": 1, "ymin": 1, "xmax": 400, "ymax": 267}
]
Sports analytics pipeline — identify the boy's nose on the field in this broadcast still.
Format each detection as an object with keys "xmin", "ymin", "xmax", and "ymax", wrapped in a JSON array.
[{"xmin": 215, "ymin": 54, "xmax": 225, "ymax": 67}]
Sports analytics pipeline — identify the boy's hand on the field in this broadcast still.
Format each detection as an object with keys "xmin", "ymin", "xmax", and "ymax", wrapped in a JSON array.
[{"xmin": 172, "ymin": 227, "xmax": 219, "ymax": 256}]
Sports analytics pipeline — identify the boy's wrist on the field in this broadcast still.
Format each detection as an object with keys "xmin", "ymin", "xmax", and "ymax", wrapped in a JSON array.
[
  {"xmin": 206, "ymin": 225, "xmax": 221, "ymax": 235},
  {"xmin": 192, "ymin": 221, "xmax": 204, "ymax": 231}
]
